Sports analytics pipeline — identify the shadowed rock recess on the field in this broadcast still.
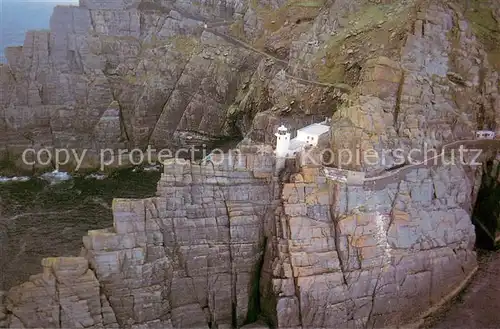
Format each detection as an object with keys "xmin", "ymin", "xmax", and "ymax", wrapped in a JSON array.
[{"xmin": 1, "ymin": 0, "xmax": 500, "ymax": 327}]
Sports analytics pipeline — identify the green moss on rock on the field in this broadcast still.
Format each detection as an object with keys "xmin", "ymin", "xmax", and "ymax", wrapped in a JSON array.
[
  {"xmin": 313, "ymin": 2, "xmax": 414, "ymax": 84},
  {"xmin": 168, "ymin": 35, "xmax": 201, "ymax": 55},
  {"xmin": 464, "ymin": 0, "xmax": 500, "ymax": 69},
  {"xmin": 229, "ymin": 19, "xmax": 248, "ymax": 41}
]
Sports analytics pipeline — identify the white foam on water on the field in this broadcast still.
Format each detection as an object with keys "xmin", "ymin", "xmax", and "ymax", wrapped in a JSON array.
[
  {"xmin": 0, "ymin": 176, "xmax": 31, "ymax": 183},
  {"xmin": 132, "ymin": 164, "xmax": 161, "ymax": 173},
  {"xmin": 40, "ymin": 170, "xmax": 72, "ymax": 184},
  {"xmin": 85, "ymin": 173, "xmax": 107, "ymax": 180},
  {"xmin": 143, "ymin": 164, "xmax": 161, "ymax": 172}
]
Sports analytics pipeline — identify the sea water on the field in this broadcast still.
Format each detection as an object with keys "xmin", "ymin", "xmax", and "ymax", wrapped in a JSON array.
[{"xmin": 0, "ymin": 0, "xmax": 79, "ymax": 62}]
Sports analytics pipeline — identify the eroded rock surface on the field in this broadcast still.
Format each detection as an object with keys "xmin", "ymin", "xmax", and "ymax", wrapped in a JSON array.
[
  {"xmin": 3, "ymin": 153, "xmax": 479, "ymax": 328},
  {"xmin": 327, "ymin": 1, "xmax": 500, "ymax": 174},
  {"xmin": 1, "ymin": 0, "xmax": 499, "ymax": 172},
  {"xmin": 1, "ymin": 0, "xmax": 499, "ymax": 327},
  {"xmin": 0, "ymin": 0, "xmax": 342, "ymax": 171}
]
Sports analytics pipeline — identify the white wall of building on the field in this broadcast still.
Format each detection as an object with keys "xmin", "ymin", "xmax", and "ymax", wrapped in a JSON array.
[
  {"xmin": 296, "ymin": 131, "xmax": 319, "ymax": 146},
  {"xmin": 275, "ymin": 129, "xmax": 291, "ymax": 157},
  {"xmin": 476, "ymin": 130, "xmax": 496, "ymax": 139},
  {"xmin": 275, "ymin": 122, "xmax": 330, "ymax": 158}
]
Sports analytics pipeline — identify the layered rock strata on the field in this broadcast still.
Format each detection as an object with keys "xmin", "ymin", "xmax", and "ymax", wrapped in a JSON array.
[
  {"xmin": 262, "ymin": 159, "xmax": 477, "ymax": 328},
  {"xmin": 328, "ymin": 1, "xmax": 500, "ymax": 174},
  {"xmin": 3, "ymin": 154, "xmax": 278, "ymax": 328},
  {"xmin": 2, "ymin": 153, "xmax": 478, "ymax": 328},
  {"xmin": 1, "ymin": 0, "xmax": 499, "ymax": 172},
  {"xmin": 0, "ymin": 0, "xmax": 341, "ymax": 171},
  {"xmin": 1, "ymin": 0, "xmax": 498, "ymax": 326}
]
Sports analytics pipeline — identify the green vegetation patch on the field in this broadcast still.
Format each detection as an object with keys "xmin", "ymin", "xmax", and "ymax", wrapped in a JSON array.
[
  {"xmin": 229, "ymin": 19, "xmax": 248, "ymax": 41},
  {"xmin": 123, "ymin": 74, "xmax": 139, "ymax": 84},
  {"xmin": 463, "ymin": 0, "xmax": 500, "ymax": 69},
  {"xmin": 295, "ymin": 1, "xmax": 324, "ymax": 7},
  {"xmin": 251, "ymin": 0, "xmax": 327, "ymax": 51},
  {"xmin": 252, "ymin": 0, "xmax": 326, "ymax": 34},
  {"xmin": 313, "ymin": 2, "xmax": 413, "ymax": 84},
  {"xmin": 346, "ymin": 4, "xmax": 392, "ymax": 31},
  {"xmin": 168, "ymin": 35, "xmax": 201, "ymax": 55}
]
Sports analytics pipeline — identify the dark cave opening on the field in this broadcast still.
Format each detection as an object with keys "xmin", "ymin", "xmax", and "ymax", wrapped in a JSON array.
[{"xmin": 471, "ymin": 160, "xmax": 500, "ymax": 250}]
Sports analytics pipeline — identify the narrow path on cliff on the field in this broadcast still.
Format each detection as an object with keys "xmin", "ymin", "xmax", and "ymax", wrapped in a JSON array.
[
  {"xmin": 201, "ymin": 18, "xmax": 498, "ymax": 184},
  {"xmin": 423, "ymin": 250, "xmax": 500, "ymax": 328},
  {"xmin": 200, "ymin": 21, "xmax": 352, "ymax": 92},
  {"xmin": 323, "ymin": 139, "xmax": 500, "ymax": 189},
  {"xmin": 362, "ymin": 139, "xmax": 500, "ymax": 190}
]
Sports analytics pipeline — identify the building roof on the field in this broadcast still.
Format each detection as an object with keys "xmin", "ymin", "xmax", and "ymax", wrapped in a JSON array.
[
  {"xmin": 297, "ymin": 123, "xmax": 330, "ymax": 136},
  {"xmin": 288, "ymin": 139, "xmax": 306, "ymax": 151}
]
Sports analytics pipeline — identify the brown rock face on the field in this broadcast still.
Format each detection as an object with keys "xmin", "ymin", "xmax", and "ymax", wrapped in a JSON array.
[
  {"xmin": 0, "ymin": 0, "xmax": 344, "ymax": 172},
  {"xmin": 326, "ymin": 1, "xmax": 500, "ymax": 174},
  {"xmin": 3, "ymin": 0, "xmax": 497, "ymax": 173}
]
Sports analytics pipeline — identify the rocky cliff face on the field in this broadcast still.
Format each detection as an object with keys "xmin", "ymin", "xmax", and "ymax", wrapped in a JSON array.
[
  {"xmin": 0, "ymin": 0, "xmax": 336, "ymax": 171},
  {"xmin": 1, "ymin": 0, "xmax": 499, "ymax": 172},
  {"xmin": 1, "ymin": 0, "xmax": 499, "ymax": 327},
  {"xmin": 0, "ymin": 153, "xmax": 479, "ymax": 328},
  {"xmin": 328, "ymin": 1, "xmax": 500, "ymax": 175},
  {"xmin": 1, "ymin": 154, "xmax": 279, "ymax": 328}
]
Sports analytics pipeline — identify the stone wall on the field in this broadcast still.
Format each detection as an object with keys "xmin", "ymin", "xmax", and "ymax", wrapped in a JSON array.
[{"xmin": 2, "ymin": 154, "xmax": 479, "ymax": 328}]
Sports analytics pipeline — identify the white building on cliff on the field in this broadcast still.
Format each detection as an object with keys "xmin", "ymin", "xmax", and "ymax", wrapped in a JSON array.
[
  {"xmin": 275, "ymin": 120, "xmax": 330, "ymax": 158},
  {"xmin": 475, "ymin": 130, "xmax": 496, "ymax": 139}
]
